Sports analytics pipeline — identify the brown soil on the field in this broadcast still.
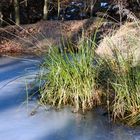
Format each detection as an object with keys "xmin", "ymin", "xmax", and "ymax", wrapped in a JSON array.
[{"xmin": 0, "ymin": 18, "xmax": 108, "ymax": 55}]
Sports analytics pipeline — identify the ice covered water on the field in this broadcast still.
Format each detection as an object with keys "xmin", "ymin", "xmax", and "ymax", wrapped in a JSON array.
[{"xmin": 0, "ymin": 56, "xmax": 140, "ymax": 140}]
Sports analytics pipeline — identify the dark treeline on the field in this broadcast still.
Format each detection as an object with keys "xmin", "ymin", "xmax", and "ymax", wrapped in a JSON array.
[
  {"xmin": 0, "ymin": 0, "xmax": 44, "ymax": 25},
  {"xmin": 0, "ymin": 0, "xmax": 140, "ymax": 26}
]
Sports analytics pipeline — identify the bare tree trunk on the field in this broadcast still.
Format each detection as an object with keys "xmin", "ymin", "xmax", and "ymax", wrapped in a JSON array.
[
  {"xmin": 90, "ymin": 0, "xmax": 98, "ymax": 17},
  {"xmin": 0, "ymin": 3, "xmax": 2, "ymax": 26},
  {"xmin": 14, "ymin": 0, "xmax": 20, "ymax": 24},
  {"xmin": 57, "ymin": 0, "xmax": 60, "ymax": 17},
  {"xmin": 43, "ymin": 0, "xmax": 48, "ymax": 20},
  {"xmin": 25, "ymin": 0, "xmax": 28, "ymax": 6}
]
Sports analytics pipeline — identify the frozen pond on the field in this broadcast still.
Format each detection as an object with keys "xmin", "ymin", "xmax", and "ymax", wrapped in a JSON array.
[{"xmin": 0, "ymin": 56, "xmax": 140, "ymax": 140}]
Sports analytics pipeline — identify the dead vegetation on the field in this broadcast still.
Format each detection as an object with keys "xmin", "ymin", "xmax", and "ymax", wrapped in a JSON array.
[
  {"xmin": 96, "ymin": 21, "xmax": 140, "ymax": 66},
  {"xmin": 0, "ymin": 18, "xmax": 108, "ymax": 55}
]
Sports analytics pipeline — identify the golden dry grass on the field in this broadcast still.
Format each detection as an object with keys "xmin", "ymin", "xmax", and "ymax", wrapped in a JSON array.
[{"xmin": 96, "ymin": 21, "xmax": 140, "ymax": 66}]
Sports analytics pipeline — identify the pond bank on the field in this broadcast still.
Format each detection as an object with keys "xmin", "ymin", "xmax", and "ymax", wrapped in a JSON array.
[{"xmin": 0, "ymin": 18, "xmax": 119, "ymax": 55}]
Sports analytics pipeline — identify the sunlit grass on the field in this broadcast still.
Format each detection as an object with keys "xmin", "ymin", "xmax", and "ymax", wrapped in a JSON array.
[
  {"xmin": 96, "ymin": 20, "xmax": 140, "ymax": 125},
  {"xmin": 39, "ymin": 39, "xmax": 102, "ymax": 112},
  {"xmin": 109, "ymin": 50, "xmax": 140, "ymax": 125},
  {"xmin": 97, "ymin": 28, "xmax": 140, "ymax": 125},
  {"xmin": 38, "ymin": 25, "xmax": 140, "ymax": 125}
]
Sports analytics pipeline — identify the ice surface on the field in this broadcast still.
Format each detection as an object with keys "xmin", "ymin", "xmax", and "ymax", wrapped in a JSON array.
[{"xmin": 0, "ymin": 56, "xmax": 140, "ymax": 140}]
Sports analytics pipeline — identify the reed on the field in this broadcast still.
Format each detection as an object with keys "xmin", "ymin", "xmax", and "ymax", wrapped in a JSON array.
[
  {"xmin": 110, "ymin": 49, "xmax": 140, "ymax": 125},
  {"xmin": 39, "ymin": 39, "xmax": 102, "ymax": 112},
  {"xmin": 97, "ymin": 33, "xmax": 140, "ymax": 125}
]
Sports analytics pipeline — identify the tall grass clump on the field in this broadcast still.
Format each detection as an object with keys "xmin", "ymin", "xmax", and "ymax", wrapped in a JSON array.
[
  {"xmin": 98, "ymin": 43, "xmax": 140, "ymax": 125},
  {"xmin": 111, "ymin": 51, "xmax": 140, "ymax": 125},
  {"xmin": 39, "ymin": 39, "xmax": 102, "ymax": 112},
  {"xmin": 96, "ymin": 21, "xmax": 140, "ymax": 125}
]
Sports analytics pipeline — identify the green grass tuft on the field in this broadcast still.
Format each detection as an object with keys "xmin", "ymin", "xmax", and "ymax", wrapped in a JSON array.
[
  {"xmin": 99, "ymin": 47, "xmax": 140, "ymax": 125},
  {"xmin": 39, "ymin": 40, "xmax": 102, "ymax": 112}
]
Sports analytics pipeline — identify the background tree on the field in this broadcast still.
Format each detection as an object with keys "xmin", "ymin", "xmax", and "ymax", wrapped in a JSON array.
[
  {"xmin": 14, "ymin": 0, "xmax": 20, "ymax": 24},
  {"xmin": 43, "ymin": 0, "xmax": 48, "ymax": 20},
  {"xmin": 0, "ymin": 3, "xmax": 2, "ymax": 26}
]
